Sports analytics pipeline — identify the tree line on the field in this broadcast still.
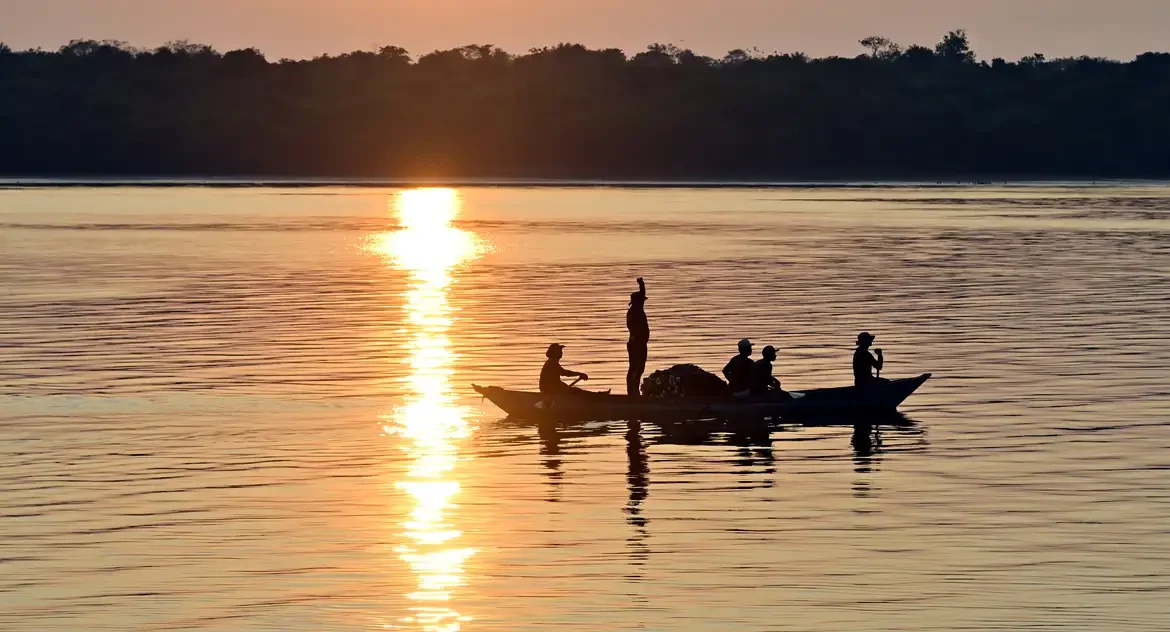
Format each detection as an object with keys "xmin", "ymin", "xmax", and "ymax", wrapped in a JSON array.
[{"xmin": 1, "ymin": 31, "xmax": 1169, "ymax": 178}]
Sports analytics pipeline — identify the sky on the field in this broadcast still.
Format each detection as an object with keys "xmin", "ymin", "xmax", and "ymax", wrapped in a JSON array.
[{"xmin": 2, "ymin": 0, "xmax": 1169, "ymax": 61}]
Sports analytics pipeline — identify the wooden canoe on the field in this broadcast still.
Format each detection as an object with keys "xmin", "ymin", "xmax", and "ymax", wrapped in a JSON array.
[{"xmin": 473, "ymin": 373, "xmax": 931, "ymax": 423}]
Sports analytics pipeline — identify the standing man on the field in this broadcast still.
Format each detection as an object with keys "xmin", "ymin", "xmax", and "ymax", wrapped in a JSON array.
[{"xmin": 626, "ymin": 277, "xmax": 649, "ymax": 397}]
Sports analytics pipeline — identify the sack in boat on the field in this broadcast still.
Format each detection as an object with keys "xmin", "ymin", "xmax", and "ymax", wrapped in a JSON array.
[{"xmin": 641, "ymin": 364, "xmax": 728, "ymax": 399}]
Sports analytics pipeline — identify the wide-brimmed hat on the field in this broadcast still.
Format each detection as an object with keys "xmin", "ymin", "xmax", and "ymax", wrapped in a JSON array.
[{"xmin": 857, "ymin": 332, "xmax": 876, "ymax": 344}]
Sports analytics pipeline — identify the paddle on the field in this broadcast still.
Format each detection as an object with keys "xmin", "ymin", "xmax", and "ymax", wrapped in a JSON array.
[
  {"xmin": 536, "ymin": 376, "xmax": 584, "ymax": 411},
  {"xmin": 567, "ymin": 375, "xmax": 607, "ymax": 395}
]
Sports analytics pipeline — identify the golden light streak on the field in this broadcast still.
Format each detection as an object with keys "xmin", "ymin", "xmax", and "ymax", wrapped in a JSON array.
[{"xmin": 371, "ymin": 188, "xmax": 485, "ymax": 632}]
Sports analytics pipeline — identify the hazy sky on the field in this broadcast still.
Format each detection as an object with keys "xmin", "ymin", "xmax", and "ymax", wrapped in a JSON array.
[{"xmin": 3, "ymin": 0, "xmax": 1169, "ymax": 61}]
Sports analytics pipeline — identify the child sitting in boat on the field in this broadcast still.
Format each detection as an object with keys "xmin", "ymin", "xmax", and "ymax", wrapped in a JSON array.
[{"xmin": 751, "ymin": 345, "xmax": 793, "ymax": 399}]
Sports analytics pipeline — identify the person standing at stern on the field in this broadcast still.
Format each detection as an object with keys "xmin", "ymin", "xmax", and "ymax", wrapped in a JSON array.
[{"xmin": 626, "ymin": 277, "xmax": 650, "ymax": 397}]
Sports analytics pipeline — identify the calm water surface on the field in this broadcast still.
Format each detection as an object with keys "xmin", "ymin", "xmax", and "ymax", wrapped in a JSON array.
[{"xmin": 1, "ymin": 184, "xmax": 1169, "ymax": 631}]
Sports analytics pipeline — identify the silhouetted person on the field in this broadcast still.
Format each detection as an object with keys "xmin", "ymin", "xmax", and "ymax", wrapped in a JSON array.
[
  {"xmin": 626, "ymin": 277, "xmax": 649, "ymax": 397},
  {"xmin": 722, "ymin": 339, "xmax": 754, "ymax": 397},
  {"xmin": 751, "ymin": 345, "xmax": 791, "ymax": 398},
  {"xmin": 853, "ymin": 332, "xmax": 887, "ymax": 388},
  {"xmin": 540, "ymin": 343, "xmax": 590, "ymax": 397}
]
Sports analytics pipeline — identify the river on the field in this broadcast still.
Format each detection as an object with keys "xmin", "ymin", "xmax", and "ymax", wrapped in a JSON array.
[{"xmin": 1, "ymin": 182, "xmax": 1168, "ymax": 631}]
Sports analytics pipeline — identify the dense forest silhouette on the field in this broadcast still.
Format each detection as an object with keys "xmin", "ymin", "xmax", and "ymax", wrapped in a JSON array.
[{"xmin": 2, "ymin": 31, "xmax": 1169, "ymax": 178}]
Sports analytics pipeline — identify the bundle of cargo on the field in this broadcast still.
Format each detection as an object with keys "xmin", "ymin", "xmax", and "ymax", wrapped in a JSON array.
[{"xmin": 640, "ymin": 364, "xmax": 729, "ymax": 400}]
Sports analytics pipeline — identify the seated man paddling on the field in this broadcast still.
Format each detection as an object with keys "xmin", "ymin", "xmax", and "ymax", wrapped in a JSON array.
[
  {"xmin": 540, "ymin": 343, "xmax": 590, "ymax": 397},
  {"xmin": 853, "ymin": 331, "xmax": 888, "ymax": 388}
]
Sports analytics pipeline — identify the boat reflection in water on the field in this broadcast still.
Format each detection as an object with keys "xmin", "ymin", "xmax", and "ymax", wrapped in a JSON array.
[
  {"xmin": 372, "ymin": 189, "xmax": 485, "ymax": 632},
  {"xmin": 651, "ymin": 413, "xmax": 927, "ymax": 499}
]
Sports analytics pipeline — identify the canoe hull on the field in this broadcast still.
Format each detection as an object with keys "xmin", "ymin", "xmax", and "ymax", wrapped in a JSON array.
[{"xmin": 473, "ymin": 373, "xmax": 931, "ymax": 423}]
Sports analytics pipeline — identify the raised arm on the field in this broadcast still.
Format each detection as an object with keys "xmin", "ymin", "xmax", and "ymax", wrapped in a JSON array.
[
  {"xmin": 873, "ymin": 349, "xmax": 884, "ymax": 371},
  {"xmin": 637, "ymin": 277, "xmax": 646, "ymax": 297}
]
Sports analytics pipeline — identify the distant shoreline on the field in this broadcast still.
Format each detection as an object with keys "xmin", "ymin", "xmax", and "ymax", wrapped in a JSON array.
[{"xmin": 5, "ymin": 36, "xmax": 1170, "ymax": 181}]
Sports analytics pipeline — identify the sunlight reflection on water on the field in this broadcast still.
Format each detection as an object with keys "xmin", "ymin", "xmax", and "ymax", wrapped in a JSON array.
[{"xmin": 374, "ymin": 189, "xmax": 486, "ymax": 631}]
